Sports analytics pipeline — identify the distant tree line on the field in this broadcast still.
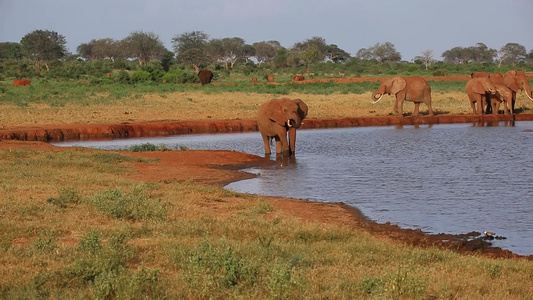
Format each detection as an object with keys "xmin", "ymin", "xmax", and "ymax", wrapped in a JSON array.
[{"xmin": 1, "ymin": 29, "xmax": 532, "ymax": 82}]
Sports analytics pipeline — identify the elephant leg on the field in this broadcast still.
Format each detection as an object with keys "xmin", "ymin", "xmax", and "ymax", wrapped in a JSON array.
[
  {"xmin": 277, "ymin": 129, "xmax": 290, "ymax": 155},
  {"xmin": 426, "ymin": 102, "xmax": 434, "ymax": 116},
  {"xmin": 470, "ymin": 102, "xmax": 477, "ymax": 115},
  {"xmin": 261, "ymin": 132, "xmax": 271, "ymax": 155},
  {"xmin": 476, "ymin": 99, "xmax": 484, "ymax": 115},
  {"xmin": 412, "ymin": 102, "xmax": 420, "ymax": 117},
  {"xmin": 274, "ymin": 137, "xmax": 283, "ymax": 154}
]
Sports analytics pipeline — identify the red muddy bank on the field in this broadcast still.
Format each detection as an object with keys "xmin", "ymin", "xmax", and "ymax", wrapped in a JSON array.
[{"xmin": 2, "ymin": 114, "xmax": 533, "ymax": 142}]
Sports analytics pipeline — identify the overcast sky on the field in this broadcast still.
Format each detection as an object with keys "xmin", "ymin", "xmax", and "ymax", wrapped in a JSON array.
[{"xmin": 1, "ymin": 0, "xmax": 532, "ymax": 61}]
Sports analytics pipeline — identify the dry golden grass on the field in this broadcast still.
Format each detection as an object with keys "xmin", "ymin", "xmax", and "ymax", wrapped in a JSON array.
[
  {"xmin": 4, "ymin": 90, "xmax": 533, "ymax": 128},
  {"xmin": 0, "ymin": 91, "xmax": 488, "ymax": 127}
]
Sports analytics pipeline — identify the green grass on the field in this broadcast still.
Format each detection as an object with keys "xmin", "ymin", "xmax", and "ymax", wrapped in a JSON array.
[{"xmin": 0, "ymin": 78, "xmax": 467, "ymax": 107}]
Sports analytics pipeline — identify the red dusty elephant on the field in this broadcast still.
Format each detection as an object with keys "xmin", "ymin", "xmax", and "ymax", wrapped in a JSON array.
[
  {"xmin": 292, "ymin": 75, "xmax": 305, "ymax": 81},
  {"xmin": 266, "ymin": 75, "xmax": 275, "ymax": 83},
  {"xmin": 13, "ymin": 79, "xmax": 31, "ymax": 87},
  {"xmin": 257, "ymin": 98, "xmax": 308, "ymax": 156},
  {"xmin": 198, "ymin": 70, "xmax": 214, "ymax": 85}
]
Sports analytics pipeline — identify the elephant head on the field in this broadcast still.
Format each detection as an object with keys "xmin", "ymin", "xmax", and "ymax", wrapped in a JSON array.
[
  {"xmin": 266, "ymin": 98, "xmax": 308, "ymax": 129},
  {"xmin": 371, "ymin": 76, "xmax": 407, "ymax": 103},
  {"xmin": 503, "ymin": 70, "xmax": 533, "ymax": 101},
  {"xmin": 468, "ymin": 77, "xmax": 497, "ymax": 95}
]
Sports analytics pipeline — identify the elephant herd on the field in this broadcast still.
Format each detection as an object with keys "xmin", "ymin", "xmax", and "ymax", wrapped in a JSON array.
[
  {"xmin": 467, "ymin": 70, "xmax": 533, "ymax": 115},
  {"xmin": 372, "ymin": 70, "xmax": 533, "ymax": 117},
  {"xmin": 209, "ymin": 69, "xmax": 532, "ymax": 156}
]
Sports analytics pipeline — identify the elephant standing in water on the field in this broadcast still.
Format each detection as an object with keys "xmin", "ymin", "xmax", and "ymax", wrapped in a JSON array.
[
  {"xmin": 257, "ymin": 98, "xmax": 308, "ymax": 156},
  {"xmin": 371, "ymin": 76, "xmax": 433, "ymax": 117}
]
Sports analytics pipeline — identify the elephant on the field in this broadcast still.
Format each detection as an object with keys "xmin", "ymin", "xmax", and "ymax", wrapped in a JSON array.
[
  {"xmin": 257, "ymin": 98, "xmax": 308, "ymax": 156},
  {"xmin": 292, "ymin": 75, "xmax": 305, "ymax": 81},
  {"xmin": 198, "ymin": 69, "xmax": 214, "ymax": 85},
  {"xmin": 371, "ymin": 76, "xmax": 433, "ymax": 117},
  {"xmin": 251, "ymin": 77, "xmax": 258, "ymax": 83},
  {"xmin": 266, "ymin": 75, "xmax": 275, "ymax": 83},
  {"xmin": 13, "ymin": 79, "xmax": 31, "ymax": 87},
  {"xmin": 465, "ymin": 77, "xmax": 497, "ymax": 115},
  {"xmin": 490, "ymin": 84, "xmax": 514, "ymax": 115},
  {"xmin": 502, "ymin": 70, "xmax": 533, "ymax": 113},
  {"xmin": 471, "ymin": 71, "xmax": 489, "ymax": 78}
]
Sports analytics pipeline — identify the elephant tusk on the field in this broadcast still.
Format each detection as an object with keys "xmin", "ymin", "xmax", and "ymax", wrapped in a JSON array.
[
  {"xmin": 372, "ymin": 94, "xmax": 384, "ymax": 104},
  {"xmin": 286, "ymin": 119, "xmax": 293, "ymax": 127},
  {"xmin": 525, "ymin": 90, "xmax": 533, "ymax": 101}
]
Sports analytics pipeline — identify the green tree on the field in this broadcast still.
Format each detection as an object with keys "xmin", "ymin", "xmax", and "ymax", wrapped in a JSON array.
[
  {"xmin": 172, "ymin": 31, "xmax": 210, "ymax": 72},
  {"xmin": 372, "ymin": 42, "xmax": 401, "ymax": 63},
  {"xmin": 442, "ymin": 46, "xmax": 470, "ymax": 64},
  {"xmin": 498, "ymin": 42, "xmax": 527, "ymax": 67},
  {"xmin": 468, "ymin": 43, "xmax": 496, "ymax": 63},
  {"xmin": 273, "ymin": 47, "xmax": 289, "ymax": 68},
  {"xmin": 252, "ymin": 40, "xmax": 280, "ymax": 66},
  {"xmin": 0, "ymin": 42, "xmax": 22, "ymax": 59},
  {"xmin": 324, "ymin": 44, "xmax": 350, "ymax": 63},
  {"xmin": 122, "ymin": 31, "xmax": 167, "ymax": 66},
  {"xmin": 77, "ymin": 38, "xmax": 119, "ymax": 60},
  {"xmin": 356, "ymin": 42, "xmax": 401, "ymax": 63},
  {"xmin": 290, "ymin": 37, "xmax": 328, "ymax": 75},
  {"xmin": 20, "ymin": 29, "xmax": 68, "ymax": 75}
]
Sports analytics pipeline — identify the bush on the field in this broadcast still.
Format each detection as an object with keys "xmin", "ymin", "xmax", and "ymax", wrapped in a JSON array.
[
  {"xmin": 130, "ymin": 70, "xmax": 153, "ymax": 83},
  {"xmin": 114, "ymin": 70, "xmax": 131, "ymax": 84}
]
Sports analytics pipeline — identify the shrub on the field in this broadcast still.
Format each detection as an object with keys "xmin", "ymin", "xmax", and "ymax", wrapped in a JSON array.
[{"xmin": 130, "ymin": 70, "xmax": 153, "ymax": 83}]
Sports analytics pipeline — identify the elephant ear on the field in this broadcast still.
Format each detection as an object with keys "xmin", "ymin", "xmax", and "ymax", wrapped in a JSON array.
[
  {"xmin": 293, "ymin": 98, "xmax": 308, "ymax": 120},
  {"xmin": 390, "ymin": 77, "xmax": 407, "ymax": 95},
  {"xmin": 266, "ymin": 100, "xmax": 287, "ymax": 126},
  {"xmin": 472, "ymin": 79, "xmax": 487, "ymax": 94}
]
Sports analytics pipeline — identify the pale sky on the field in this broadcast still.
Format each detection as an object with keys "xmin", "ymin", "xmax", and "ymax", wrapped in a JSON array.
[{"xmin": 1, "ymin": 0, "xmax": 532, "ymax": 61}]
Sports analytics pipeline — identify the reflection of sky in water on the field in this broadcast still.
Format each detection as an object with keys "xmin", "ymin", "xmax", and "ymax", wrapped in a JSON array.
[{"xmin": 55, "ymin": 121, "xmax": 533, "ymax": 255}]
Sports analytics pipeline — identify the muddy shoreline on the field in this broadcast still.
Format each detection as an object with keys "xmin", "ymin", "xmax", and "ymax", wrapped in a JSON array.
[
  {"xmin": 1, "ymin": 114, "xmax": 532, "ymax": 142},
  {"xmin": 2, "ymin": 115, "xmax": 532, "ymax": 260}
]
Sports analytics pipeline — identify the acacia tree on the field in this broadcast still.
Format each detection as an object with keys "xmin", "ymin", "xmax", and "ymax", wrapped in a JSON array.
[
  {"xmin": 356, "ymin": 42, "xmax": 401, "ymax": 63},
  {"xmin": 372, "ymin": 42, "xmax": 401, "ymax": 63},
  {"xmin": 122, "ymin": 31, "xmax": 166, "ymax": 66},
  {"xmin": 468, "ymin": 43, "xmax": 496, "ymax": 63},
  {"xmin": 415, "ymin": 49, "xmax": 435, "ymax": 69},
  {"xmin": 77, "ymin": 38, "xmax": 119, "ymax": 60},
  {"xmin": 324, "ymin": 44, "xmax": 350, "ymax": 63},
  {"xmin": 442, "ymin": 46, "xmax": 467, "ymax": 64},
  {"xmin": 252, "ymin": 40, "xmax": 280, "ymax": 66},
  {"xmin": 291, "ymin": 37, "xmax": 328, "ymax": 75},
  {"xmin": 20, "ymin": 29, "xmax": 68, "ymax": 75},
  {"xmin": 172, "ymin": 31, "xmax": 210, "ymax": 72},
  {"xmin": 498, "ymin": 43, "xmax": 527, "ymax": 67}
]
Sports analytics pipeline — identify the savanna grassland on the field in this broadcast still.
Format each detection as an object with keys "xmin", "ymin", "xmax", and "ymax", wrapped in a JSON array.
[
  {"xmin": 1, "ymin": 77, "xmax": 533, "ymax": 299},
  {"xmin": 2, "ymin": 78, "xmax": 532, "ymax": 127}
]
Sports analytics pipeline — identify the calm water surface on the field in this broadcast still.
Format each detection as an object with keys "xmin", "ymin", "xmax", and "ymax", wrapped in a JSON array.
[{"xmin": 55, "ymin": 121, "xmax": 533, "ymax": 255}]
